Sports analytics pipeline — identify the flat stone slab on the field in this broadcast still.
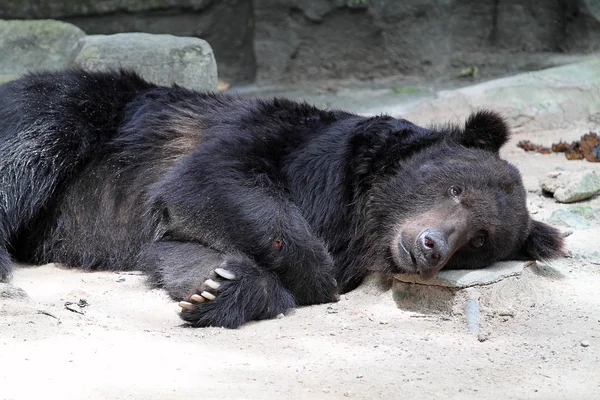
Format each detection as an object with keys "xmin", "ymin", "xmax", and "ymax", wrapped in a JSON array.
[
  {"xmin": 392, "ymin": 261, "xmax": 544, "ymax": 317},
  {"xmin": 394, "ymin": 260, "xmax": 534, "ymax": 288}
]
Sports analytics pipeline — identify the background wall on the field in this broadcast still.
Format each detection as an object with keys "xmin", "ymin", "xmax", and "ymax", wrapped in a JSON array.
[{"xmin": 2, "ymin": 0, "xmax": 600, "ymax": 85}]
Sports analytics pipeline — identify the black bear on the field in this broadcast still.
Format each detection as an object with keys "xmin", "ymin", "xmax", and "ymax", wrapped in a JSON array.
[{"xmin": 0, "ymin": 70, "xmax": 564, "ymax": 328}]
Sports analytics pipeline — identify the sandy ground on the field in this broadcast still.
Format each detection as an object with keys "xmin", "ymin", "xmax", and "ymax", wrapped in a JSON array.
[{"xmin": 2, "ymin": 81, "xmax": 600, "ymax": 400}]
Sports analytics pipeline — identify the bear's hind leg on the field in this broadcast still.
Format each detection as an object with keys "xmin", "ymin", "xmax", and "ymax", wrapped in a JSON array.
[{"xmin": 139, "ymin": 242, "xmax": 296, "ymax": 328}]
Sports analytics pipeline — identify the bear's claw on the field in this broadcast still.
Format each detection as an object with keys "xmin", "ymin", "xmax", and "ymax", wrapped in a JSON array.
[
  {"xmin": 179, "ymin": 301, "xmax": 194, "ymax": 310},
  {"xmin": 176, "ymin": 260, "xmax": 296, "ymax": 327},
  {"xmin": 190, "ymin": 294, "xmax": 205, "ymax": 302},
  {"xmin": 200, "ymin": 290, "xmax": 216, "ymax": 300},
  {"xmin": 204, "ymin": 279, "xmax": 220, "ymax": 289},
  {"xmin": 215, "ymin": 267, "xmax": 236, "ymax": 280},
  {"xmin": 179, "ymin": 268, "xmax": 236, "ymax": 311}
]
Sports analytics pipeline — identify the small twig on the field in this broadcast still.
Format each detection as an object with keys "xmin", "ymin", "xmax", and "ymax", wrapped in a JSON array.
[
  {"xmin": 64, "ymin": 302, "xmax": 85, "ymax": 315},
  {"xmin": 498, "ymin": 312, "xmax": 515, "ymax": 317},
  {"xmin": 37, "ymin": 310, "xmax": 59, "ymax": 319}
]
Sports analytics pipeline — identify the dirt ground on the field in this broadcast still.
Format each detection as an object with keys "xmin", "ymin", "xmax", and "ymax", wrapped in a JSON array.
[{"xmin": 2, "ymin": 79, "xmax": 600, "ymax": 400}]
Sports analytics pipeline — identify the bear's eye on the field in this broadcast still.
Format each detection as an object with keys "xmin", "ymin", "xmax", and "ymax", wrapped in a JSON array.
[
  {"xmin": 470, "ymin": 235, "xmax": 486, "ymax": 248},
  {"xmin": 448, "ymin": 185, "xmax": 463, "ymax": 197}
]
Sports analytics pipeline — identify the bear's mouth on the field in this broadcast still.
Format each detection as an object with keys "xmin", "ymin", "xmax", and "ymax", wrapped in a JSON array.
[
  {"xmin": 395, "ymin": 233, "xmax": 418, "ymax": 272},
  {"xmin": 402, "ymin": 240, "xmax": 418, "ymax": 267},
  {"xmin": 409, "ymin": 250, "xmax": 417, "ymax": 266}
]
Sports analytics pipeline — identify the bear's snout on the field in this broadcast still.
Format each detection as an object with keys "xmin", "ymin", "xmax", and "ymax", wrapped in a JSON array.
[{"xmin": 416, "ymin": 230, "xmax": 450, "ymax": 279}]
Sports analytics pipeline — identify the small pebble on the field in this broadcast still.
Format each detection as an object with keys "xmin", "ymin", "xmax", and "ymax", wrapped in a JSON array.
[
  {"xmin": 581, "ymin": 340, "xmax": 590, "ymax": 347},
  {"xmin": 276, "ymin": 313, "xmax": 284, "ymax": 319},
  {"xmin": 563, "ymin": 229, "xmax": 574, "ymax": 237}
]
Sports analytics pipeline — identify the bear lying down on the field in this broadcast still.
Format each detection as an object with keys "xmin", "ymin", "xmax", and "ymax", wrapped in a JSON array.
[{"xmin": 0, "ymin": 70, "xmax": 565, "ymax": 328}]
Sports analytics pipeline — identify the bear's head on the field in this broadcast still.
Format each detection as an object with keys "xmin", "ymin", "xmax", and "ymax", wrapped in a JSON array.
[{"xmin": 356, "ymin": 110, "xmax": 566, "ymax": 279}]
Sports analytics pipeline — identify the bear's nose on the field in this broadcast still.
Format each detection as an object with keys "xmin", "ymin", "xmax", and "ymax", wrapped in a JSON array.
[{"xmin": 417, "ymin": 230, "xmax": 449, "ymax": 269}]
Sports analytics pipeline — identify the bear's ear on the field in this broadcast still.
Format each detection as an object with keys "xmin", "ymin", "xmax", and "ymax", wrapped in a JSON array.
[
  {"xmin": 457, "ymin": 110, "xmax": 510, "ymax": 153},
  {"xmin": 520, "ymin": 220, "xmax": 567, "ymax": 261}
]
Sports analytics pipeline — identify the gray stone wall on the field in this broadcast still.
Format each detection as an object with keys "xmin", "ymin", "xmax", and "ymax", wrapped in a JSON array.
[
  {"xmin": 1, "ymin": 0, "xmax": 600, "ymax": 85},
  {"xmin": 253, "ymin": 0, "xmax": 600, "ymax": 83}
]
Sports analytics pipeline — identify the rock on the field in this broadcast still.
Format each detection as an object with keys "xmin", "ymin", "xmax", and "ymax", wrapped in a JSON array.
[
  {"xmin": 392, "ymin": 58, "xmax": 600, "ymax": 132},
  {"xmin": 581, "ymin": 251, "xmax": 600, "ymax": 264},
  {"xmin": 73, "ymin": 33, "xmax": 218, "ymax": 92},
  {"xmin": 0, "ymin": 19, "xmax": 85, "ymax": 76},
  {"xmin": 584, "ymin": 0, "xmax": 600, "ymax": 22},
  {"xmin": 540, "ymin": 170, "xmax": 600, "ymax": 203},
  {"xmin": 581, "ymin": 340, "xmax": 590, "ymax": 347},
  {"xmin": 0, "ymin": 283, "xmax": 29, "ymax": 300},
  {"xmin": 395, "ymin": 261, "xmax": 533, "ymax": 289},
  {"xmin": 0, "ymin": 74, "xmax": 17, "ymax": 84},
  {"xmin": 540, "ymin": 171, "xmax": 566, "ymax": 193},
  {"xmin": 0, "ymin": 22, "xmax": 219, "ymax": 91},
  {"xmin": 392, "ymin": 261, "xmax": 539, "ymax": 314},
  {"xmin": 1, "ymin": 3, "xmax": 253, "ymax": 84},
  {"xmin": 548, "ymin": 206, "xmax": 597, "ymax": 229},
  {"xmin": 477, "ymin": 333, "xmax": 490, "ymax": 342}
]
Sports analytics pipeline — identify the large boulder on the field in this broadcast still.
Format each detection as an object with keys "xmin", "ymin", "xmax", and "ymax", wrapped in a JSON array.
[
  {"xmin": 0, "ymin": 19, "xmax": 84, "ymax": 77},
  {"xmin": 73, "ymin": 33, "xmax": 218, "ymax": 92},
  {"xmin": 0, "ymin": 20, "xmax": 218, "ymax": 92},
  {"xmin": 0, "ymin": 1, "xmax": 252, "ymax": 84}
]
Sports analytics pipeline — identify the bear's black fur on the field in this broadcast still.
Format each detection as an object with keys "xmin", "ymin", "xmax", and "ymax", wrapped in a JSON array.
[{"xmin": 0, "ymin": 70, "xmax": 565, "ymax": 328}]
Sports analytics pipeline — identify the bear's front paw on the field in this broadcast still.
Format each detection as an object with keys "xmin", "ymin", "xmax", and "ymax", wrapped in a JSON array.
[
  {"xmin": 179, "ymin": 266, "xmax": 235, "ymax": 310},
  {"xmin": 178, "ymin": 259, "xmax": 296, "ymax": 328}
]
